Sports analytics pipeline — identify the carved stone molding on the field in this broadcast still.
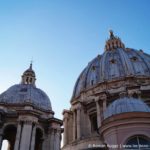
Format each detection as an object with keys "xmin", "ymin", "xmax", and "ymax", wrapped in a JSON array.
[
  {"xmin": 128, "ymin": 89, "xmax": 141, "ymax": 97},
  {"xmin": 18, "ymin": 115, "xmax": 38, "ymax": 124}
]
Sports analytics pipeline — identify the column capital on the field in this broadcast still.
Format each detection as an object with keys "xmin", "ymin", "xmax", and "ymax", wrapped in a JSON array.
[
  {"xmin": 62, "ymin": 109, "xmax": 70, "ymax": 115},
  {"xmin": 48, "ymin": 127, "xmax": 55, "ymax": 134},
  {"xmin": 95, "ymin": 97, "xmax": 100, "ymax": 102},
  {"xmin": 94, "ymin": 94, "xmax": 107, "ymax": 102},
  {"xmin": 81, "ymin": 92, "xmax": 86, "ymax": 100},
  {"xmin": 76, "ymin": 103, "xmax": 82, "ymax": 110},
  {"xmin": 49, "ymin": 127, "xmax": 62, "ymax": 134},
  {"xmin": 119, "ymin": 91, "xmax": 127, "ymax": 98},
  {"xmin": 18, "ymin": 115, "xmax": 38, "ymax": 125},
  {"xmin": 71, "ymin": 103, "xmax": 82, "ymax": 111},
  {"xmin": 62, "ymin": 110, "xmax": 69, "ymax": 120},
  {"xmin": 71, "ymin": 106, "xmax": 76, "ymax": 112},
  {"xmin": 63, "ymin": 115, "xmax": 69, "ymax": 121},
  {"xmin": 56, "ymin": 128, "xmax": 62, "ymax": 135},
  {"xmin": 100, "ymin": 94, "xmax": 107, "ymax": 100},
  {"xmin": 128, "ymin": 89, "xmax": 141, "ymax": 98}
]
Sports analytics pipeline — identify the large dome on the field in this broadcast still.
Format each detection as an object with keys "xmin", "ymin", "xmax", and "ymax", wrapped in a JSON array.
[
  {"xmin": 104, "ymin": 97, "xmax": 150, "ymax": 119},
  {"xmin": 72, "ymin": 32, "xmax": 150, "ymax": 98},
  {"xmin": 0, "ymin": 84, "xmax": 52, "ymax": 111}
]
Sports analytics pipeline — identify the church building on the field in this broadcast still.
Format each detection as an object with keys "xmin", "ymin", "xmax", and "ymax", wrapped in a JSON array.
[
  {"xmin": 62, "ymin": 31, "xmax": 150, "ymax": 150},
  {"xmin": 0, "ymin": 64, "xmax": 62, "ymax": 150}
]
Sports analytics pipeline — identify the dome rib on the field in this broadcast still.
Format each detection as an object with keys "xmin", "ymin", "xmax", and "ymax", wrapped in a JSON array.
[
  {"xmin": 85, "ymin": 56, "xmax": 101, "ymax": 88},
  {"xmin": 72, "ymin": 56, "xmax": 101, "ymax": 98},
  {"xmin": 134, "ymin": 50, "xmax": 150, "ymax": 75},
  {"xmin": 100, "ymin": 51, "xmax": 108, "ymax": 81},
  {"xmin": 117, "ymin": 48, "xmax": 134, "ymax": 76}
]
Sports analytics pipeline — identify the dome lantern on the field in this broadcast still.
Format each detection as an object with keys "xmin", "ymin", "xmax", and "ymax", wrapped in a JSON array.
[
  {"xmin": 105, "ymin": 30, "xmax": 125, "ymax": 51},
  {"xmin": 21, "ymin": 63, "xmax": 36, "ymax": 86}
]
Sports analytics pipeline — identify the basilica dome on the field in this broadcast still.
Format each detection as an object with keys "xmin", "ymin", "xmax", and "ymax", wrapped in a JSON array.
[
  {"xmin": 0, "ymin": 64, "xmax": 52, "ymax": 111},
  {"xmin": 72, "ymin": 31, "xmax": 150, "ymax": 98},
  {"xmin": 104, "ymin": 97, "xmax": 150, "ymax": 119}
]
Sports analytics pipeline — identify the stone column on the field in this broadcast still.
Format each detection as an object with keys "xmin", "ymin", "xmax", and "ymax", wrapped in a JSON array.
[
  {"xmin": 50, "ymin": 128, "xmax": 55, "ymax": 150},
  {"xmin": 103, "ymin": 99, "xmax": 107, "ymax": 114},
  {"xmin": 76, "ymin": 104, "xmax": 81, "ymax": 140},
  {"xmin": 55, "ymin": 129, "xmax": 61, "ymax": 150},
  {"xmin": 42, "ymin": 135, "xmax": 49, "ymax": 150},
  {"xmin": 72, "ymin": 110, "xmax": 76, "ymax": 141},
  {"xmin": 95, "ymin": 98, "xmax": 101, "ymax": 128},
  {"xmin": 19, "ymin": 121, "xmax": 33, "ymax": 150},
  {"xmin": 14, "ymin": 122, "xmax": 22, "ymax": 150},
  {"xmin": 30, "ymin": 125, "xmax": 36, "ymax": 150},
  {"xmin": 63, "ymin": 113, "xmax": 68, "ymax": 145}
]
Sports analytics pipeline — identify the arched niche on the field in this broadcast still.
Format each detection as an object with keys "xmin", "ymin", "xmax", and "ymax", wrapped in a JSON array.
[
  {"xmin": 2, "ymin": 125, "xmax": 17, "ymax": 150},
  {"xmin": 34, "ymin": 128, "xmax": 44, "ymax": 150}
]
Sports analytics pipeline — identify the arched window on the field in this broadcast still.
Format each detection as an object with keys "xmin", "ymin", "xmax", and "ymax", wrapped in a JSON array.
[
  {"xmin": 125, "ymin": 136, "xmax": 150, "ymax": 150},
  {"xmin": 2, "ymin": 125, "xmax": 17, "ymax": 150}
]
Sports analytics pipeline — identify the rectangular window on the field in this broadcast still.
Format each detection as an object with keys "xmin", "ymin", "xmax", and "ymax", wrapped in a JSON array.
[{"xmin": 90, "ymin": 113, "xmax": 97, "ymax": 132}]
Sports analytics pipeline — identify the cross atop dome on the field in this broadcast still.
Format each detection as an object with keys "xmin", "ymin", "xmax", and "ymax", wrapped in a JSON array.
[
  {"xmin": 29, "ymin": 61, "xmax": 33, "ymax": 70},
  {"xmin": 105, "ymin": 30, "xmax": 125, "ymax": 51},
  {"xmin": 21, "ymin": 63, "xmax": 36, "ymax": 86}
]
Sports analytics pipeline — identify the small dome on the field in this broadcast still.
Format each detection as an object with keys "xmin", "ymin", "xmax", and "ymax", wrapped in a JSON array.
[
  {"xmin": 0, "ymin": 84, "xmax": 52, "ymax": 111},
  {"xmin": 104, "ymin": 97, "xmax": 150, "ymax": 119},
  {"xmin": 72, "ymin": 32, "xmax": 150, "ymax": 99},
  {"xmin": 0, "ymin": 64, "xmax": 52, "ymax": 111}
]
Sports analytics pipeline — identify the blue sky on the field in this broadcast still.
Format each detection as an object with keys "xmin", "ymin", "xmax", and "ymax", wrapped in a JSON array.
[{"xmin": 0, "ymin": 0, "xmax": 150, "ymax": 122}]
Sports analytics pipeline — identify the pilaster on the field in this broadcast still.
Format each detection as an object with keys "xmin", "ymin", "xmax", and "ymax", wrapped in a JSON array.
[
  {"xmin": 63, "ymin": 112, "xmax": 69, "ymax": 145},
  {"xmin": 76, "ymin": 103, "xmax": 81, "ymax": 140},
  {"xmin": 72, "ymin": 110, "xmax": 76, "ymax": 141},
  {"xmin": 30, "ymin": 124, "xmax": 37, "ymax": 150},
  {"xmin": 19, "ymin": 121, "xmax": 33, "ymax": 150},
  {"xmin": 95, "ymin": 97, "xmax": 101, "ymax": 128}
]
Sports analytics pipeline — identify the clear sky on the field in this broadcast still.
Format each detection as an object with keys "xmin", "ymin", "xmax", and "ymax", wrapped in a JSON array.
[{"xmin": 0, "ymin": 0, "xmax": 150, "ymax": 124}]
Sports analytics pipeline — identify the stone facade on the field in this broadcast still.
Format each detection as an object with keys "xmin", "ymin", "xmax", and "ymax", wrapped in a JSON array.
[
  {"xmin": 0, "ymin": 64, "xmax": 62, "ymax": 150},
  {"xmin": 62, "ymin": 31, "xmax": 150, "ymax": 150}
]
